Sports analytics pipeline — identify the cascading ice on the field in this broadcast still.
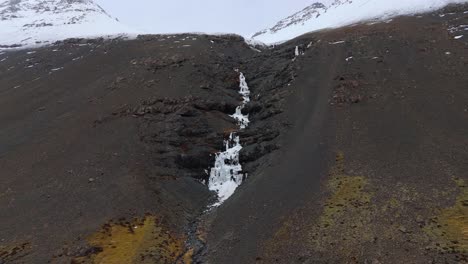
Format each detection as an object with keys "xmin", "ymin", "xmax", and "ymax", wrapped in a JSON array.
[
  {"xmin": 208, "ymin": 72, "xmax": 251, "ymax": 206},
  {"xmin": 230, "ymin": 73, "xmax": 251, "ymax": 129}
]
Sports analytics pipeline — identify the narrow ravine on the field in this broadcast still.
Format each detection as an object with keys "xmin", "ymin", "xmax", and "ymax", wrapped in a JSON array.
[
  {"xmin": 207, "ymin": 71, "xmax": 251, "ymax": 206},
  {"xmin": 178, "ymin": 72, "xmax": 252, "ymax": 262}
]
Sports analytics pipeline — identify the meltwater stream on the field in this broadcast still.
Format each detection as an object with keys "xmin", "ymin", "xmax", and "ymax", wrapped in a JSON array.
[{"xmin": 208, "ymin": 72, "xmax": 251, "ymax": 206}]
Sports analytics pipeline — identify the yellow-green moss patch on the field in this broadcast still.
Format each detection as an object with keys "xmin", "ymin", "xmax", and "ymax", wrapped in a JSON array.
[
  {"xmin": 309, "ymin": 152, "xmax": 374, "ymax": 251},
  {"xmin": 73, "ymin": 216, "xmax": 187, "ymax": 264},
  {"xmin": 0, "ymin": 242, "xmax": 30, "ymax": 263},
  {"xmin": 264, "ymin": 152, "xmax": 376, "ymax": 259},
  {"xmin": 425, "ymin": 178, "xmax": 468, "ymax": 253},
  {"xmin": 319, "ymin": 152, "xmax": 373, "ymax": 228},
  {"xmin": 320, "ymin": 175, "xmax": 371, "ymax": 227}
]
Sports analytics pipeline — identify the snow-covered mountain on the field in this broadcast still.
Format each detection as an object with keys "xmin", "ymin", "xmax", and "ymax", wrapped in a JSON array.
[
  {"xmin": 252, "ymin": 0, "xmax": 468, "ymax": 43},
  {"xmin": 0, "ymin": 0, "xmax": 138, "ymax": 49}
]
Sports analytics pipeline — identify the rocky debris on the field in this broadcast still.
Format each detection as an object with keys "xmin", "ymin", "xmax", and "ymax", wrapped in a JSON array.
[
  {"xmin": 332, "ymin": 74, "xmax": 367, "ymax": 105},
  {"xmin": 135, "ymin": 55, "xmax": 189, "ymax": 72}
]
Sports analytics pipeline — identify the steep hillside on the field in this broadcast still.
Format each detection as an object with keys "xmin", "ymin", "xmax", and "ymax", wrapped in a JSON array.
[
  {"xmin": 0, "ymin": 33, "xmax": 256, "ymax": 263},
  {"xmin": 205, "ymin": 4, "xmax": 468, "ymax": 263},
  {"xmin": 0, "ymin": 3, "xmax": 467, "ymax": 264}
]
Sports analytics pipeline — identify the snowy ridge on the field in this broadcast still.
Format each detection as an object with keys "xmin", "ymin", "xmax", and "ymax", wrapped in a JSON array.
[
  {"xmin": 0, "ymin": 0, "xmax": 138, "ymax": 49},
  {"xmin": 208, "ymin": 72, "xmax": 251, "ymax": 206},
  {"xmin": 252, "ymin": 0, "xmax": 468, "ymax": 44},
  {"xmin": 252, "ymin": 2, "xmax": 330, "ymax": 39}
]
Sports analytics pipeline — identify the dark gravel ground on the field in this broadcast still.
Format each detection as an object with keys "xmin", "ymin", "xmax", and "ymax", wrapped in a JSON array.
[{"xmin": 0, "ymin": 4, "xmax": 467, "ymax": 264}]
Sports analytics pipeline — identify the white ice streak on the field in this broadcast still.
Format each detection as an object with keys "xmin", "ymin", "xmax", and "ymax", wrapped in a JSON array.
[
  {"xmin": 454, "ymin": 35, "xmax": 464, "ymax": 39},
  {"xmin": 230, "ymin": 73, "xmax": 251, "ymax": 129},
  {"xmin": 448, "ymin": 24, "xmax": 468, "ymax": 33},
  {"xmin": 208, "ymin": 134, "xmax": 244, "ymax": 206},
  {"xmin": 330, "ymin": 40, "xmax": 346, "ymax": 45},
  {"xmin": 208, "ymin": 72, "xmax": 251, "ymax": 206}
]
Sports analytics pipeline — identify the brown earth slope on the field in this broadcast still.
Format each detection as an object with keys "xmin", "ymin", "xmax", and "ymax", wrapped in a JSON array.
[
  {"xmin": 0, "ymin": 4, "xmax": 467, "ymax": 264},
  {"xmin": 0, "ymin": 34, "xmax": 256, "ymax": 263},
  {"xmin": 202, "ymin": 4, "xmax": 468, "ymax": 264}
]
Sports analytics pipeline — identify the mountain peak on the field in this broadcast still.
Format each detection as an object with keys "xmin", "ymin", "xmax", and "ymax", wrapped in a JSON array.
[
  {"xmin": 0, "ymin": 0, "xmax": 137, "ymax": 49},
  {"xmin": 252, "ymin": 2, "xmax": 329, "ymax": 39},
  {"xmin": 252, "ymin": 0, "xmax": 466, "ymax": 44}
]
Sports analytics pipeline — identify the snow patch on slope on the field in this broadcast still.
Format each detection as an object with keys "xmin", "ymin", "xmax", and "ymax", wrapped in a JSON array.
[
  {"xmin": 0, "ymin": 0, "xmax": 139, "ymax": 49},
  {"xmin": 252, "ymin": 0, "xmax": 468, "ymax": 44}
]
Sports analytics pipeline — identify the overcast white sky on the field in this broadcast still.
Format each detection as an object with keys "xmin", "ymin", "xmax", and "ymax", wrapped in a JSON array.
[{"xmin": 95, "ymin": 0, "xmax": 316, "ymax": 36}]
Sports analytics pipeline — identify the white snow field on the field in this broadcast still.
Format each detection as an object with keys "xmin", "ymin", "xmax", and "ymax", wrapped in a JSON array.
[
  {"xmin": 1, "ymin": 0, "xmax": 467, "ymax": 49},
  {"xmin": 252, "ymin": 0, "xmax": 468, "ymax": 44},
  {"xmin": 0, "ymin": 0, "xmax": 139, "ymax": 49}
]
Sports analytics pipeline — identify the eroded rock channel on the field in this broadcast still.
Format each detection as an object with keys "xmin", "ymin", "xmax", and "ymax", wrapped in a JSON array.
[{"xmin": 208, "ymin": 72, "xmax": 251, "ymax": 206}]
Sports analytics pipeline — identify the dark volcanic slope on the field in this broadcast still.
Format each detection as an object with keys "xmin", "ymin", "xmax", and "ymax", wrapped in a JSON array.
[
  {"xmin": 0, "ymin": 34, "xmax": 256, "ymax": 263},
  {"xmin": 1, "ymin": 4, "xmax": 468, "ymax": 264},
  {"xmin": 202, "ymin": 5, "xmax": 468, "ymax": 264}
]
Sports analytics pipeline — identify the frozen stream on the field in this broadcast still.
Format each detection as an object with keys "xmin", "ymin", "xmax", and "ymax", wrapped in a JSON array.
[{"xmin": 208, "ymin": 72, "xmax": 251, "ymax": 206}]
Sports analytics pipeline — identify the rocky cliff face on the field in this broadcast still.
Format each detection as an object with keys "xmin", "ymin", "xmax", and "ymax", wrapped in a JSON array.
[{"xmin": 0, "ymin": 0, "xmax": 136, "ymax": 48}]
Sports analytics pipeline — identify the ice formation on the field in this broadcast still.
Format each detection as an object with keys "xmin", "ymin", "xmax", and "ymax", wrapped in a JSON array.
[{"xmin": 208, "ymin": 72, "xmax": 251, "ymax": 206}]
